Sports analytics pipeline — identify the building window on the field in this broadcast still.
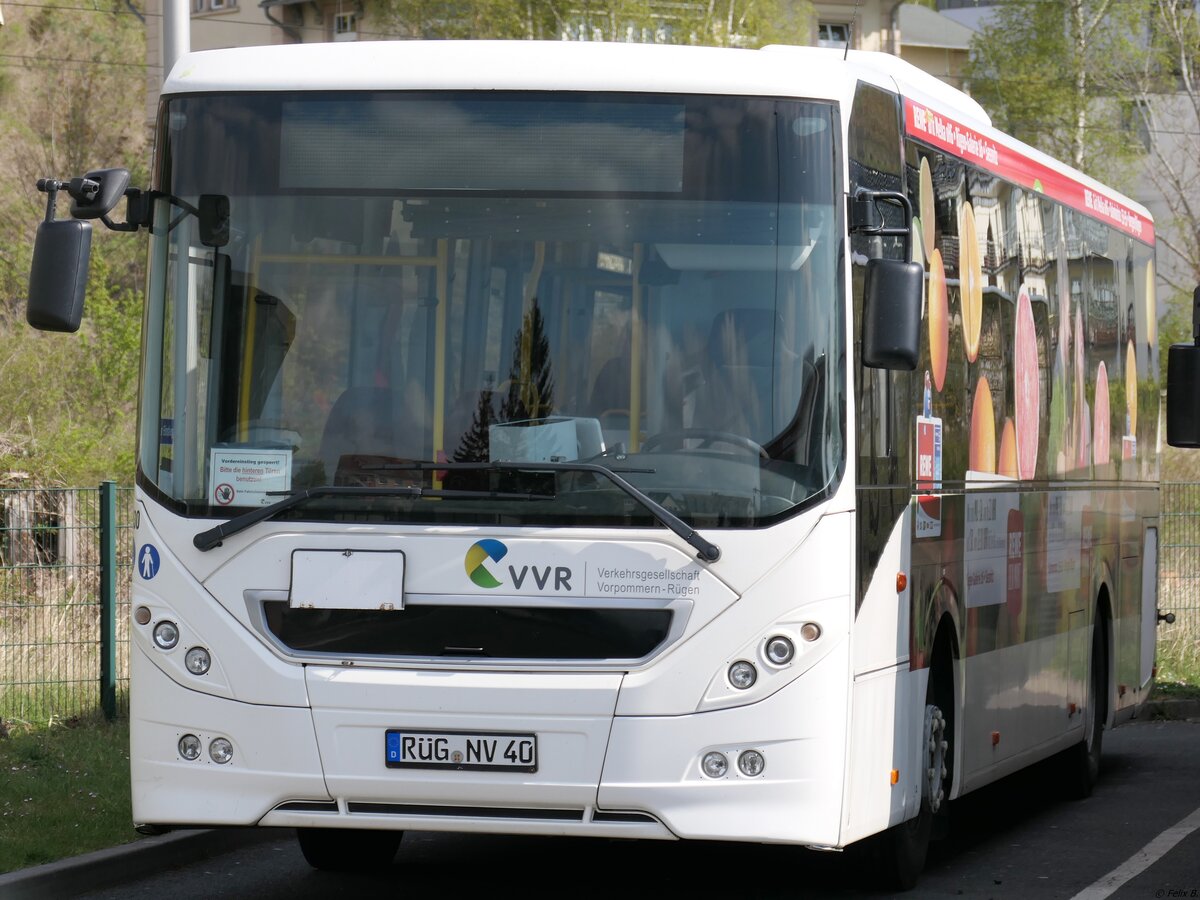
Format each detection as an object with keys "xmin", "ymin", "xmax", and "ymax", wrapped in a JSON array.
[
  {"xmin": 1121, "ymin": 99, "xmax": 1152, "ymax": 153},
  {"xmin": 817, "ymin": 21, "xmax": 850, "ymax": 48},
  {"xmin": 333, "ymin": 11, "xmax": 358, "ymax": 40},
  {"xmin": 192, "ymin": 0, "xmax": 238, "ymax": 12}
]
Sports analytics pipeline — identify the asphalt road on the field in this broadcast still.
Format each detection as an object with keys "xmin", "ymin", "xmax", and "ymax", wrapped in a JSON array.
[{"xmin": 68, "ymin": 719, "xmax": 1200, "ymax": 899}]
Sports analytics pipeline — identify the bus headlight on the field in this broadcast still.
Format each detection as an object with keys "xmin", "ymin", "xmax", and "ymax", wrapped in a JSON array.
[
  {"xmin": 153, "ymin": 621, "xmax": 180, "ymax": 650},
  {"xmin": 764, "ymin": 635, "xmax": 795, "ymax": 665},
  {"xmin": 184, "ymin": 647, "xmax": 211, "ymax": 675},
  {"xmin": 209, "ymin": 738, "xmax": 234, "ymax": 765},
  {"xmin": 737, "ymin": 750, "xmax": 766, "ymax": 777},
  {"xmin": 701, "ymin": 752, "xmax": 728, "ymax": 778},
  {"xmin": 728, "ymin": 660, "xmax": 757, "ymax": 689},
  {"xmin": 178, "ymin": 734, "xmax": 201, "ymax": 760}
]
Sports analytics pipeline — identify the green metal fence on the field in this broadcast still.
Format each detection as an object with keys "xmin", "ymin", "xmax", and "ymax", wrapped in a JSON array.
[
  {"xmin": 0, "ymin": 482, "xmax": 1198, "ymax": 723},
  {"xmin": 0, "ymin": 483, "xmax": 134, "ymax": 725},
  {"xmin": 1159, "ymin": 483, "xmax": 1200, "ymax": 682}
]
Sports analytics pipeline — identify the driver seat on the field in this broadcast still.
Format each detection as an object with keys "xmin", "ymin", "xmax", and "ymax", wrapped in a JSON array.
[
  {"xmin": 694, "ymin": 309, "xmax": 775, "ymax": 440},
  {"xmin": 319, "ymin": 387, "xmax": 418, "ymax": 481}
]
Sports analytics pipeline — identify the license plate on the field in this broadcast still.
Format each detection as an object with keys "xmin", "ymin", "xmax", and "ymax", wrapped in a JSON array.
[
  {"xmin": 290, "ymin": 550, "xmax": 405, "ymax": 611},
  {"xmin": 385, "ymin": 729, "xmax": 538, "ymax": 772}
]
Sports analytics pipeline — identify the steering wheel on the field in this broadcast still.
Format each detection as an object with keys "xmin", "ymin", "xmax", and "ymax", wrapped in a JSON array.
[{"xmin": 639, "ymin": 428, "xmax": 768, "ymax": 460}]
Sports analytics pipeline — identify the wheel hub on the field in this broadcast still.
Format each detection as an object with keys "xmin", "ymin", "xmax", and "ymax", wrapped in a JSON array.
[{"xmin": 923, "ymin": 703, "xmax": 948, "ymax": 814}]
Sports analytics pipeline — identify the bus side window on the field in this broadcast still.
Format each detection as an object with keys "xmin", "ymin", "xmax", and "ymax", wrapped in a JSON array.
[
  {"xmin": 848, "ymin": 81, "xmax": 910, "ymax": 605},
  {"xmin": 849, "ymin": 81, "xmax": 908, "ymax": 460}
]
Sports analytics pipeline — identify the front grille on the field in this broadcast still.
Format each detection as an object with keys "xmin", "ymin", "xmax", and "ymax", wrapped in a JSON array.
[
  {"xmin": 347, "ymin": 802, "xmax": 584, "ymax": 821},
  {"xmin": 262, "ymin": 602, "xmax": 672, "ymax": 660}
]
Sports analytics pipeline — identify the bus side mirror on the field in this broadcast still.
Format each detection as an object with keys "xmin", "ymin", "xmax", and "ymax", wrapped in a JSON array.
[
  {"xmin": 69, "ymin": 168, "xmax": 131, "ymax": 220},
  {"xmin": 27, "ymin": 217, "xmax": 92, "ymax": 333},
  {"xmin": 1167, "ymin": 344, "xmax": 1200, "ymax": 447},
  {"xmin": 26, "ymin": 169, "xmax": 138, "ymax": 334},
  {"xmin": 851, "ymin": 189, "xmax": 922, "ymax": 370},
  {"xmin": 862, "ymin": 257, "xmax": 923, "ymax": 370},
  {"xmin": 1167, "ymin": 286, "xmax": 1200, "ymax": 448}
]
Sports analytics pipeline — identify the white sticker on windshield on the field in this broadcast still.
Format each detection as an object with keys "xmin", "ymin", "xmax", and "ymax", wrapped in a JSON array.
[{"xmin": 208, "ymin": 448, "xmax": 292, "ymax": 507}]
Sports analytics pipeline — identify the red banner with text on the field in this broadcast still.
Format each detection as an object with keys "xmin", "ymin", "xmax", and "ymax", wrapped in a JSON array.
[{"xmin": 904, "ymin": 98, "xmax": 1154, "ymax": 245}]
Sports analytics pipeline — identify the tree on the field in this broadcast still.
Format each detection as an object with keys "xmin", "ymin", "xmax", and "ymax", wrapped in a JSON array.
[
  {"xmin": 966, "ymin": 0, "xmax": 1200, "ymax": 468},
  {"xmin": 965, "ymin": 0, "xmax": 1150, "ymax": 187},
  {"xmin": 0, "ymin": 0, "xmax": 148, "ymax": 483},
  {"xmin": 1126, "ymin": 0, "xmax": 1200, "ymax": 297},
  {"xmin": 1118, "ymin": 0, "xmax": 1200, "ymax": 397},
  {"xmin": 372, "ymin": 0, "xmax": 809, "ymax": 47}
]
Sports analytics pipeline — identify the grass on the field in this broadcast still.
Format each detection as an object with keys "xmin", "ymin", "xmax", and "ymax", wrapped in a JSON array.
[
  {"xmin": 1154, "ymin": 633, "xmax": 1200, "ymax": 687},
  {"xmin": 1148, "ymin": 680, "xmax": 1200, "ymax": 701},
  {"xmin": 0, "ymin": 716, "xmax": 137, "ymax": 874},
  {"xmin": 1158, "ymin": 475, "xmax": 1200, "ymax": 688}
]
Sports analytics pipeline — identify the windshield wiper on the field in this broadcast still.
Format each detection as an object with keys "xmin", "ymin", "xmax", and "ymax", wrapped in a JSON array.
[
  {"xmin": 192, "ymin": 483, "xmax": 555, "ymax": 551},
  {"xmin": 376, "ymin": 461, "xmax": 721, "ymax": 563}
]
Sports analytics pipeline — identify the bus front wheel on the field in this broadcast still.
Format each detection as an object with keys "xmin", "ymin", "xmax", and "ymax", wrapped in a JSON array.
[
  {"xmin": 296, "ymin": 827, "xmax": 403, "ymax": 871},
  {"xmin": 863, "ymin": 657, "xmax": 952, "ymax": 891}
]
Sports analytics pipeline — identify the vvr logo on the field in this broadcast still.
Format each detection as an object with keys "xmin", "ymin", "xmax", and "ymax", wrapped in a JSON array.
[
  {"xmin": 464, "ymin": 539, "xmax": 507, "ymax": 588},
  {"xmin": 463, "ymin": 540, "xmax": 573, "ymax": 592}
]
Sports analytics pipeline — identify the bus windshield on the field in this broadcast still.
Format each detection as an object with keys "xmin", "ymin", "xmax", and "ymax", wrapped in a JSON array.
[{"xmin": 139, "ymin": 91, "xmax": 844, "ymax": 529}]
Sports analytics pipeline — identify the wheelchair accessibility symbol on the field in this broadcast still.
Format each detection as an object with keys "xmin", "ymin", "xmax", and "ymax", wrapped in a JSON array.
[{"xmin": 138, "ymin": 544, "xmax": 161, "ymax": 580}]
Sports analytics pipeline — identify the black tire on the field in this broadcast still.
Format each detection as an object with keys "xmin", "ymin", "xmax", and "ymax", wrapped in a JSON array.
[
  {"xmin": 1062, "ymin": 616, "xmax": 1107, "ymax": 800},
  {"xmin": 296, "ymin": 827, "xmax": 403, "ymax": 871},
  {"xmin": 869, "ymin": 798, "xmax": 933, "ymax": 892}
]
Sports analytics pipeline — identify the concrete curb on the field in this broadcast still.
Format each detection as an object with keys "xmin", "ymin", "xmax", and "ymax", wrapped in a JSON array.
[
  {"xmin": 0, "ymin": 827, "xmax": 285, "ymax": 899},
  {"xmin": 1145, "ymin": 698, "xmax": 1200, "ymax": 720}
]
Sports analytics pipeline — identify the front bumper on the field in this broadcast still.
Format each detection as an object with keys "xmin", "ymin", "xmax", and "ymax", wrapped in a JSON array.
[{"xmin": 131, "ymin": 642, "xmax": 849, "ymax": 846}]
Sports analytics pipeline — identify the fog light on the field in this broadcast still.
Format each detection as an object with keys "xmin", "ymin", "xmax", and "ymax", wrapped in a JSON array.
[
  {"xmin": 134, "ymin": 606, "xmax": 151, "ymax": 626},
  {"xmin": 738, "ymin": 749, "xmax": 766, "ymax": 777},
  {"xmin": 209, "ymin": 738, "xmax": 234, "ymax": 765},
  {"xmin": 765, "ymin": 635, "xmax": 795, "ymax": 665},
  {"xmin": 701, "ymin": 751, "xmax": 729, "ymax": 778},
  {"xmin": 728, "ymin": 660, "xmax": 757, "ymax": 689},
  {"xmin": 153, "ymin": 621, "xmax": 180, "ymax": 650},
  {"xmin": 178, "ymin": 734, "xmax": 201, "ymax": 761},
  {"xmin": 800, "ymin": 622, "xmax": 822, "ymax": 642},
  {"xmin": 185, "ymin": 647, "xmax": 211, "ymax": 675}
]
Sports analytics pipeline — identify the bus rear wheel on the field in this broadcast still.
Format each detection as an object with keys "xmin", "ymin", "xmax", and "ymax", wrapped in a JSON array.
[
  {"xmin": 296, "ymin": 827, "xmax": 403, "ymax": 871},
  {"xmin": 1061, "ymin": 614, "xmax": 1107, "ymax": 800}
]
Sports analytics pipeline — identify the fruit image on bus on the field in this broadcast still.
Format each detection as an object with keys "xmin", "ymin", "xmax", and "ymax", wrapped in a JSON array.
[{"xmin": 26, "ymin": 40, "xmax": 1174, "ymax": 890}]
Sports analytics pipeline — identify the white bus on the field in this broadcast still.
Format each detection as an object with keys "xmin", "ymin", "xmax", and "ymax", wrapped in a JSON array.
[{"xmin": 27, "ymin": 40, "xmax": 1167, "ymax": 890}]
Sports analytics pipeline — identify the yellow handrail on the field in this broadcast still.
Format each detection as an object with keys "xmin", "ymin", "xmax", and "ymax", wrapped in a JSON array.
[
  {"xmin": 433, "ymin": 239, "xmax": 449, "ymax": 488},
  {"xmin": 629, "ymin": 244, "xmax": 643, "ymax": 452},
  {"xmin": 237, "ymin": 236, "xmax": 263, "ymax": 442}
]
